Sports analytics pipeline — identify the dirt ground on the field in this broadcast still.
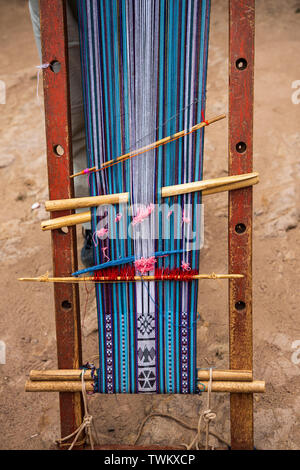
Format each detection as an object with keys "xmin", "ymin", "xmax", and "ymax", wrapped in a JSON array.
[{"xmin": 0, "ymin": 0, "xmax": 299, "ymax": 450}]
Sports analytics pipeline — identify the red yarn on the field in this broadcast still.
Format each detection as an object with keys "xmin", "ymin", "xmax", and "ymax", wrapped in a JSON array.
[{"xmin": 92, "ymin": 267, "xmax": 198, "ymax": 282}]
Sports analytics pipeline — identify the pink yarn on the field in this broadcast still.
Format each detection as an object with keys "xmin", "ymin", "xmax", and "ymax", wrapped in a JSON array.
[
  {"xmin": 182, "ymin": 211, "xmax": 191, "ymax": 225},
  {"xmin": 115, "ymin": 213, "xmax": 122, "ymax": 223},
  {"xmin": 181, "ymin": 261, "xmax": 191, "ymax": 272},
  {"xmin": 134, "ymin": 256, "xmax": 157, "ymax": 274},
  {"xmin": 83, "ymin": 168, "xmax": 90, "ymax": 174},
  {"xmin": 167, "ymin": 210, "xmax": 173, "ymax": 219},
  {"xmin": 132, "ymin": 203, "xmax": 155, "ymax": 226},
  {"xmin": 102, "ymin": 246, "xmax": 110, "ymax": 261},
  {"xmin": 92, "ymin": 228, "xmax": 109, "ymax": 247}
]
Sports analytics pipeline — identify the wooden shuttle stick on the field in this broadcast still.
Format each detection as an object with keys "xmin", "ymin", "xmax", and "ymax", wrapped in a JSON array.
[
  {"xmin": 29, "ymin": 369, "xmax": 252, "ymax": 382},
  {"xmin": 19, "ymin": 274, "xmax": 244, "ymax": 283},
  {"xmin": 25, "ymin": 379, "xmax": 265, "ymax": 393},
  {"xmin": 100, "ymin": 114, "xmax": 226, "ymax": 170},
  {"xmin": 70, "ymin": 114, "xmax": 226, "ymax": 177},
  {"xmin": 44, "ymin": 171, "xmax": 259, "ymax": 213}
]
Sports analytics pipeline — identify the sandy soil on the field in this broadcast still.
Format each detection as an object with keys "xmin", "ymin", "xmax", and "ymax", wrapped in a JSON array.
[{"xmin": 0, "ymin": 0, "xmax": 299, "ymax": 450}]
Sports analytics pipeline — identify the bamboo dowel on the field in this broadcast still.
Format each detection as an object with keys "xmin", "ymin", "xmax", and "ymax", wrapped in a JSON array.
[
  {"xmin": 19, "ymin": 274, "xmax": 244, "ymax": 283},
  {"xmin": 197, "ymin": 381, "xmax": 265, "ymax": 394},
  {"xmin": 100, "ymin": 114, "xmax": 226, "ymax": 170},
  {"xmin": 45, "ymin": 193, "xmax": 122, "ymax": 213},
  {"xmin": 41, "ymin": 211, "xmax": 91, "ymax": 231},
  {"xmin": 30, "ymin": 369, "xmax": 93, "ymax": 381},
  {"xmin": 45, "ymin": 192, "xmax": 128, "ymax": 212},
  {"xmin": 197, "ymin": 370, "xmax": 252, "ymax": 382},
  {"xmin": 25, "ymin": 380, "xmax": 94, "ymax": 392},
  {"xmin": 161, "ymin": 172, "xmax": 259, "ymax": 198},
  {"xmin": 45, "ymin": 173, "xmax": 258, "ymax": 213},
  {"xmin": 29, "ymin": 369, "xmax": 252, "ymax": 382},
  {"xmin": 25, "ymin": 379, "xmax": 265, "ymax": 393}
]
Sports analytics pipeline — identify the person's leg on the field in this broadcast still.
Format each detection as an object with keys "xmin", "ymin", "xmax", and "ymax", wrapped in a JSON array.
[
  {"xmin": 29, "ymin": 0, "xmax": 89, "ymax": 200},
  {"xmin": 62, "ymin": 5, "xmax": 94, "ymax": 265},
  {"xmin": 28, "ymin": 1, "xmax": 93, "ymax": 265},
  {"xmin": 28, "ymin": 0, "xmax": 41, "ymax": 59},
  {"xmin": 65, "ymin": 3, "xmax": 90, "ymax": 201}
]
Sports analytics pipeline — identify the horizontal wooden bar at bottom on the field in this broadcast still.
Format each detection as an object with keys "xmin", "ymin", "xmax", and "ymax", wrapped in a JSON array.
[
  {"xmin": 25, "ymin": 380, "xmax": 94, "ymax": 392},
  {"xmin": 198, "ymin": 369, "xmax": 252, "ymax": 381},
  {"xmin": 29, "ymin": 369, "xmax": 252, "ymax": 382},
  {"xmin": 198, "ymin": 380, "xmax": 265, "ymax": 393},
  {"xmin": 25, "ymin": 379, "xmax": 265, "ymax": 393},
  {"xmin": 30, "ymin": 369, "xmax": 94, "ymax": 381}
]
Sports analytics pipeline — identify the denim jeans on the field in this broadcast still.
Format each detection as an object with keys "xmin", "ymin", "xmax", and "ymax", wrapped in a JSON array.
[{"xmin": 29, "ymin": 0, "xmax": 90, "ymax": 228}]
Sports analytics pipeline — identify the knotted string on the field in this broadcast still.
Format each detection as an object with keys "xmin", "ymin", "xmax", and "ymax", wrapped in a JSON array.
[
  {"xmin": 204, "ymin": 368, "xmax": 217, "ymax": 450},
  {"xmin": 184, "ymin": 368, "xmax": 216, "ymax": 450},
  {"xmin": 201, "ymin": 110, "xmax": 210, "ymax": 127},
  {"xmin": 37, "ymin": 272, "xmax": 50, "ymax": 282},
  {"xmin": 56, "ymin": 370, "xmax": 98, "ymax": 450},
  {"xmin": 36, "ymin": 63, "xmax": 50, "ymax": 100}
]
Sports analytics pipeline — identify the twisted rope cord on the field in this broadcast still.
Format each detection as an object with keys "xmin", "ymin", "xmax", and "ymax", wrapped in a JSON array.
[
  {"xmin": 134, "ymin": 369, "xmax": 227, "ymax": 450},
  {"xmin": 184, "ymin": 368, "xmax": 216, "ymax": 450},
  {"xmin": 134, "ymin": 411, "xmax": 228, "ymax": 450},
  {"xmin": 204, "ymin": 368, "xmax": 217, "ymax": 450},
  {"xmin": 56, "ymin": 370, "xmax": 98, "ymax": 450}
]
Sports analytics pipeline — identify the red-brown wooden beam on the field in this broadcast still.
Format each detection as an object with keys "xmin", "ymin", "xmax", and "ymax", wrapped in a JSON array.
[
  {"xmin": 228, "ymin": 0, "xmax": 255, "ymax": 449},
  {"xmin": 40, "ymin": 0, "xmax": 83, "ymax": 442}
]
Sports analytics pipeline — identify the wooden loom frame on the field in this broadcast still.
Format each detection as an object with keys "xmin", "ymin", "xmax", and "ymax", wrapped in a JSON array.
[{"xmin": 38, "ymin": 0, "xmax": 256, "ymax": 450}]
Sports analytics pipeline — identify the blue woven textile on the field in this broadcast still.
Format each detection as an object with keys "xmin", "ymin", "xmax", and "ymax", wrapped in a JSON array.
[{"xmin": 77, "ymin": 0, "xmax": 210, "ymax": 394}]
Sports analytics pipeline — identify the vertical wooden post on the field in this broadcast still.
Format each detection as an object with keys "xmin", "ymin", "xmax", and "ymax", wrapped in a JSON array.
[
  {"xmin": 40, "ymin": 0, "xmax": 83, "ymax": 441},
  {"xmin": 228, "ymin": 0, "xmax": 255, "ymax": 450}
]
